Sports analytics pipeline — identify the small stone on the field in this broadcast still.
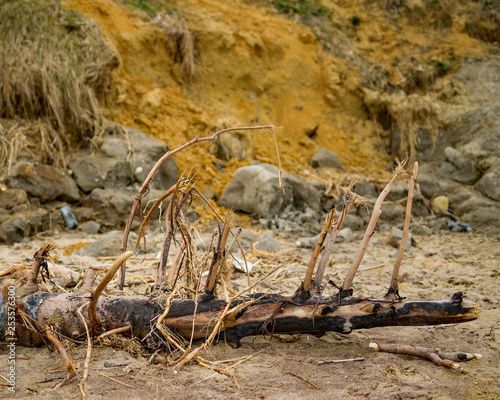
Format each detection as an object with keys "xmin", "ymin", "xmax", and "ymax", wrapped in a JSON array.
[
  {"xmin": 100, "ymin": 138, "xmax": 129, "ymax": 158},
  {"xmin": 79, "ymin": 221, "xmax": 101, "ymax": 235},
  {"xmin": 431, "ymin": 195, "xmax": 449, "ymax": 213},
  {"xmin": 256, "ymin": 231, "xmax": 280, "ymax": 253},
  {"xmin": 309, "ymin": 148, "xmax": 344, "ymax": 170},
  {"xmin": 386, "ymin": 227, "xmax": 413, "ymax": 250}
]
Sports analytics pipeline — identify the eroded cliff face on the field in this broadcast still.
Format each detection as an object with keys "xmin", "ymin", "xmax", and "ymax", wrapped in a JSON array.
[{"xmin": 63, "ymin": 0, "xmax": 491, "ymax": 196}]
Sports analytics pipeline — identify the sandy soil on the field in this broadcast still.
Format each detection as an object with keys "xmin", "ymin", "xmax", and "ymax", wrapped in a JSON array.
[{"xmin": 1, "ymin": 227, "xmax": 498, "ymax": 399}]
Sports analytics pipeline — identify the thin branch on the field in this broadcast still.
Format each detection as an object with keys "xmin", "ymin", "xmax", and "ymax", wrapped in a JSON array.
[
  {"xmin": 302, "ymin": 209, "xmax": 335, "ymax": 293},
  {"xmin": 118, "ymin": 125, "xmax": 281, "ymax": 290},
  {"xmin": 386, "ymin": 161, "xmax": 418, "ymax": 299},
  {"xmin": 43, "ymin": 325, "xmax": 76, "ymax": 388},
  {"xmin": 77, "ymin": 303, "xmax": 92, "ymax": 399},
  {"xmin": 369, "ymin": 342, "xmax": 482, "ymax": 369},
  {"xmin": 89, "ymin": 251, "xmax": 134, "ymax": 331},
  {"xmin": 340, "ymin": 162, "xmax": 406, "ymax": 296}
]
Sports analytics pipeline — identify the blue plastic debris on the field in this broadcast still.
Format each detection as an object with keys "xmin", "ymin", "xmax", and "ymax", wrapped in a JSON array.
[
  {"xmin": 60, "ymin": 205, "xmax": 78, "ymax": 229},
  {"xmin": 448, "ymin": 221, "xmax": 473, "ymax": 233}
]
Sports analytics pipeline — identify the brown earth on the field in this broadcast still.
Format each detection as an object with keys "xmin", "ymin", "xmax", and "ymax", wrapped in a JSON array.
[{"xmin": 1, "ymin": 229, "xmax": 499, "ymax": 399}]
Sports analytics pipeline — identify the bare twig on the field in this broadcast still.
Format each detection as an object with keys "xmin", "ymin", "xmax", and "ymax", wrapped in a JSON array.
[
  {"xmin": 386, "ymin": 161, "xmax": 418, "ymax": 300},
  {"xmin": 98, "ymin": 325, "xmax": 132, "ymax": 340},
  {"xmin": 340, "ymin": 162, "xmax": 406, "ymax": 296},
  {"xmin": 77, "ymin": 303, "xmax": 92, "ymax": 399},
  {"xmin": 302, "ymin": 209, "xmax": 335, "ymax": 293},
  {"xmin": 89, "ymin": 251, "xmax": 134, "ymax": 331},
  {"xmin": 27, "ymin": 243, "xmax": 56, "ymax": 291},
  {"xmin": 97, "ymin": 373, "xmax": 133, "ymax": 388},
  {"xmin": 370, "ymin": 342, "xmax": 482, "ymax": 369},
  {"xmin": 118, "ymin": 125, "xmax": 281, "ymax": 290},
  {"xmin": 43, "ymin": 325, "xmax": 76, "ymax": 388},
  {"xmin": 314, "ymin": 192, "xmax": 357, "ymax": 291},
  {"xmin": 286, "ymin": 371, "xmax": 320, "ymax": 390},
  {"xmin": 318, "ymin": 358, "xmax": 364, "ymax": 364}
]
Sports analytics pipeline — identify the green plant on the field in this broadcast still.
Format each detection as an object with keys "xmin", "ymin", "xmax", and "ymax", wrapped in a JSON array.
[
  {"xmin": 122, "ymin": 0, "xmax": 161, "ymax": 16},
  {"xmin": 435, "ymin": 60, "xmax": 450, "ymax": 72},
  {"xmin": 350, "ymin": 15, "xmax": 361, "ymax": 26},
  {"xmin": 274, "ymin": 0, "xmax": 329, "ymax": 16}
]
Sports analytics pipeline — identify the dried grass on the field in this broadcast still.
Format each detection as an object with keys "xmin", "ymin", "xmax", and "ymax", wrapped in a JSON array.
[
  {"xmin": 0, "ymin": 0, "xmax": 117, "ymax": 171},
  {"xmin": 153, "ymin": 12, "xmax": 197, "ymax": 81},
  {"xmin": 363, "ymin": 89, "xmax": 444, "ymax": 163}
]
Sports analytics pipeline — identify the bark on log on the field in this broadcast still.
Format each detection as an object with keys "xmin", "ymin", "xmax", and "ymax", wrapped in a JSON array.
[{"xmin": 1, "ymin": 290, "xmax": 478, "ymax": 349}]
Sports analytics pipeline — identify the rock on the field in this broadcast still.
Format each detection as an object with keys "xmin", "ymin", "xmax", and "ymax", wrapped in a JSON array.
[
  {"xmin": 27, "ymin": 208, "xmax": 50, "ymax": 234},
  {"xmin": 475, "ymin": 170, "xmax": 500, "ymax": 201},
  {"xmin": 6, "ymin": 162, "xmax": 80, "ymax": 202},
  {"xmin": 83, "ymin": 187, "xmax": 170, "ymax": 226},
  {"xmin": 0, "ymin": 187, "xmax": 28, "ymax": 209},
  {"xmin": 342, "ymin": 213, "xmax": 364, "ymax": 231},
  {"xmin": 338, "ymin": 227, "xmax": 354, "ymax": 242},
  {"xmin": 125, "ymin": 127, "xmax": 178, "ymax": 191},
  {"xmin": 0, "ymin": 215, "xmax": 27, "ymax": 244},
  {"xmin": 47, "ymin": 263, "xmax": 80, "ymax": 288},
  {"xmin": 309, "ymin": 148, "xmax": 344, "ymax": 170},
  {"xmin": 462, "ymin": 206, "xmax": 500, "ymax": 234},
  {"xmin": 237, "ymin": 228, "xmax": 259, "ymax": 250},
  {"xmin": 256, "ymin": 231, "xmax": 280, "ymax": 253},
  {"xmin": 69, "ymin": 157, "xmax": 106, "ymax": 192},
  {"xmin": 77, "ymin": 230, "xmax": 143, "ymax": 257},
  {"xmin": 439, "ymin": 147, "xmax": 480, "ymax": 185},
  {"xmin": 353, "ymin": 180, "xmax": 378, "ymax": 199},
  {"xmin": 386, "ymin": 227, "xmax": 413, "ymax": 250},
  {"xmin": 219, "ymin": 164, "xmax": 320, "ymax": 218},
  {"xmin": 215, "ymin": 131, "xmax": 253, "ymax": 162},
  {"xmin": 431, "ymin": 195, "xmax": 449, "ymax": 213},
  {"xmin": 380, "ymin": 204, "xmax": 404, "ymax": 223},
  {"xmin": 79, "ymin": 221, "xmax": 101, "ymax": 235},
  {"xmin": 100, "ymin": 138, "xmax": 129, "ymax": 158}
]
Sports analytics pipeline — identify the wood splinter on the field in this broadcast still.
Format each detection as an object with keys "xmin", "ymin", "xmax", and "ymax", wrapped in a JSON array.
[{"xmin": 369, "ymin": 342, "xmax": 482, "ymax": 369}]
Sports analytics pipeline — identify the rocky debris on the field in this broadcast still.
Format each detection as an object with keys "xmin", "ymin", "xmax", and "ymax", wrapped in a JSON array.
[
  {"xmin": 219, "ymin": 164, "xmax": 320, "ymax": 218},
  {"xmin": 0, "ymin": 215, "xmax": 27, "ymax": 244},
  {"xmin": 79, "ymin": 220, "xmax": 101, "ymax": 235},
  {"xmin": 125, "ymin": 127, "xmax": 178, "ymax": 191},
  {"xmin": 214, "ymin": 131, "xmax": 253, "ymax": 162},
  {"xmin": 309, "ymin": 148, "xmax": 344, "ymax": 171},
  {"xmin": 0, "ymin": 187, "xmax": 28, "ymax": 209},
  {"xmin": 431, "ymin": 195, "xmax": 449, "ymax": 213},
  {"xmin": 237, "ymin": 228, "xmax": 259, "ymax": 250},
  {"xmin": 47, "ymin": 263, "xmax": 80, "ymax": 288},
  {"xmin": 353, "ymin": 180, "xmax": 378, "ymax": 199},
  {"xmin": 69, "ymin": 158, "xmax": 106, "ymax": 192},
  {"xmin": 439, "ymin": 147, "xmax": 480, "ymax": 185},
  {"xmin": 475, "ymin": 171, "xmax": 500, "ymax": 201},
  {"xmin": 76, "ymin": 230, "xmax": 144, "ymax": 257},
  {"xmin": 83, "ymin": 187, "xmax": 170, "ymax": 227},
  {"xmin": 386, "ymin": 227, "xmax": 414, "ymax": 250},
  {"xmin": 256, "ymin": 231, "xmax": 280, "ymax": 253},
  {"xmin": 69, "ymin": 125, "xmax": 178, "ymax": 193},
  {"xmin": 100, "ymin": 138, "xmax": 129, "ymax": 158},
  {"xmin": 6, "ymin": 162, "xmax": 80, "ymax": 202},
  {"xmin": 296, "ymin": 227, "xmax": 354, "ymax": 249}
]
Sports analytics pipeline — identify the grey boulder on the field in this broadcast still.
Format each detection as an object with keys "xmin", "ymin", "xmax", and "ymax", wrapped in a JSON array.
[{"xmin": 219, "ymin": 164, "xmax": 320, "ymax": 218}]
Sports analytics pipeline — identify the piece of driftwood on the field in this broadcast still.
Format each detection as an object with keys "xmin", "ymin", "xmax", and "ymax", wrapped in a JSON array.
[
  {"xmin": 0, "ymin": 148, "xmax": 480, "ymax": 375},
  {"xmin": 369, "ymin": 342, "xmax": 482, "ymax": 369},
  {"xmin": 1, "ymin": 290, "xmax": 478, "ymax": 349}
]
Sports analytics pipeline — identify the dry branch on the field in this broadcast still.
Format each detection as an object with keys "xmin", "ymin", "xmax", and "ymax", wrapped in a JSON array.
[
  {"xmin": 3, "ymin": 290, "xmax": 478, "ymax": 349},
  {"xmin": 369, "ymin": 341, "xmax": 482, "ymax": 369}
]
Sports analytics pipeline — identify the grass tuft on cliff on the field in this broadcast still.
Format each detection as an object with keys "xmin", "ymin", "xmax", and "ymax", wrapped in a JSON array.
[{"xmin": 0, "ymin": 0, "xmax": 116, "ymax": 152}]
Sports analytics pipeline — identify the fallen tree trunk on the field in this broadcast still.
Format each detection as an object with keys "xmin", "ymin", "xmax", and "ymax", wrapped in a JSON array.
[{"xmin": 1, "ymin": 290, "xmax": 478, "ymax": 349}]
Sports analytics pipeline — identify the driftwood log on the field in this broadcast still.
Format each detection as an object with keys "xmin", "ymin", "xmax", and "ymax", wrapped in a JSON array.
[
  {"xmin": 0, "ymin": 290, "xmax": 479, "ymax": 349},
  {"xmin": 0, "ymin": 134, "xmax": 480, "ymax": 371}
]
